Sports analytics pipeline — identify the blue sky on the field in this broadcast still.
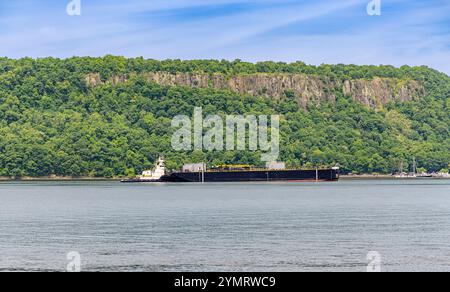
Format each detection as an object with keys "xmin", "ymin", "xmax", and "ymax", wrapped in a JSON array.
[{"xmin": 0, "ymin": 0, "xmax": 449, "ymax": 74}]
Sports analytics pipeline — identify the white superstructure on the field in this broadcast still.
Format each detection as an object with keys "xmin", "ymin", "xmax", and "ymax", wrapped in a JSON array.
[{"xmin": 140, "ymin": 157, "xmax": 166, "ymax": 181}]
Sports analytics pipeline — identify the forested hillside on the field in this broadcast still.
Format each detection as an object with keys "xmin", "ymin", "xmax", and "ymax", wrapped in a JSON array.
[{"xmin": 0, "ymin": 56, "xmax": 449, "ymax": 177}]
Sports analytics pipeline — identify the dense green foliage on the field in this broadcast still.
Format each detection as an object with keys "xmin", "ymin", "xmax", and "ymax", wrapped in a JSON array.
[{"xmin": 0, "ymin": 56, "xmax": 449, "ymax": 177}]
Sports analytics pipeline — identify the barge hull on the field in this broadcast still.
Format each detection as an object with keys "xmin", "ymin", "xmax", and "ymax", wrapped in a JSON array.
[{"xmin": 163, "ymin": 169, "xmax": 339, "ymax": 183}]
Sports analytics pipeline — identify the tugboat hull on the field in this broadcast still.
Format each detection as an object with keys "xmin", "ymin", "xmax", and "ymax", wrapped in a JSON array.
[{"xmin": 120, "ymin": 178, "xmax": 162, "ymax": 183}]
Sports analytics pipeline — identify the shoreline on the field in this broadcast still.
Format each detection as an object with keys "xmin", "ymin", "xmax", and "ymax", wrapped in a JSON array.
[
  {"xmin": 1, "ymin": 175, "xmax": 449, "ymax": 182},
  {"xmin": 341, "ymin": 175, "xmax": 450, "ymax": 180},
  {"xmin": 0, "ymin": 176, "xmax": 122, "ymax": 182}
]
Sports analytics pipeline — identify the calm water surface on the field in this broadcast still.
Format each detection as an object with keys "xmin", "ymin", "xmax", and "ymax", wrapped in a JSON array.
[{"xmin": 0, "ymin": 180, "xmax": 449, "ymax": 272}]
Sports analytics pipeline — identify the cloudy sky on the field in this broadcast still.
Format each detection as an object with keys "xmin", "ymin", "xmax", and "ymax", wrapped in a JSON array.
[{"xmin": 0, "ymin": 0, "xmax": 449, "ymax": 74}]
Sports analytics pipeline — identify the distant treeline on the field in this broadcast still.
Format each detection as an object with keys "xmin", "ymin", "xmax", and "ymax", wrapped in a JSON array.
[{"xmin": 0, "ymin": 56, "xmax": 449, "ymax": 177}]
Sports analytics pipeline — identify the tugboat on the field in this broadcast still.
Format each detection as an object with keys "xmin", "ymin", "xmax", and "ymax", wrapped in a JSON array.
[{"xmin": 121, "ymin": 157, "xmax": 166, "ymax": 183}]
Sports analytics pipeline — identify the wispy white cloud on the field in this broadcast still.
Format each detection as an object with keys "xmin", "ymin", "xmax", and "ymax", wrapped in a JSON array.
[{"xmin": 0, "ymin": 0, "xmax": 448, "ymax": 74}]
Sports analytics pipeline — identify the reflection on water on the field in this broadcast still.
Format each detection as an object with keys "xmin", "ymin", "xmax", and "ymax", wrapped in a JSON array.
[{"xmin": 0, "ymin": 180, "xmax": 449, "ymax": 272}]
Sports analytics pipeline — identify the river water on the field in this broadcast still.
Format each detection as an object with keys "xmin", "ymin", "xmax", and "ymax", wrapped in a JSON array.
[{"xmin": 0, "ymin": 179, "xmax": 449, "ymax": 272}]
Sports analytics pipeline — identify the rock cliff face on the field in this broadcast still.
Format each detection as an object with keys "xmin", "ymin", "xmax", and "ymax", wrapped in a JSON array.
[
  {"xmin": 85, "ymin": 72, "xmax": 425, "ymax": 108},
  {"xmin": 342, "ymin": 78, "xmax": 424, "ymax": 108}
]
